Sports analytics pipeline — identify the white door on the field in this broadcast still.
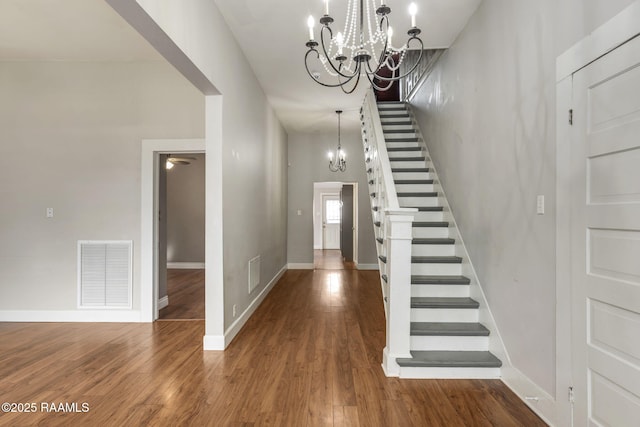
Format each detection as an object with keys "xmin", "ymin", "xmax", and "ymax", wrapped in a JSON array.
[
  {"xmin": 570, "ymin": 35, "xmax": 640, "ymax": 426},
  {"xmin": 322, "ymin": 195, "xmax": 341, "ymax": 250}
]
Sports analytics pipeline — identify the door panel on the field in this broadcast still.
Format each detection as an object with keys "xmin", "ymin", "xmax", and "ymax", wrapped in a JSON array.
[
  {"xmin": 323, "ymin": 195, "xmax": 340, "ymax": 250},
  {"xmin": 571, "ymin": 35, "xmax": 640, "ymax": 426},
  {"xmin": 341, "ymin": 185, "xmax": 354, "ymax": 262}
]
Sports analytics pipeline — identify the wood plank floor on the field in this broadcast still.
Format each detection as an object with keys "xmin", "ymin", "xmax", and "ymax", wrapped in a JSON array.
[
  {"xmin": 159, "ymin": 269, "xmax": 205, "ymax": 320},
  {"xmin": 314, "ymin": 249, "xmax": 356, "ymax": 270},
  {"xmin": 0, "ymin": 269, "xmax": 547, "ymax": 426}
]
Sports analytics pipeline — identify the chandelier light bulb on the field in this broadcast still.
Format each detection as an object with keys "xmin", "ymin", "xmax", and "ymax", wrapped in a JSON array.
[
  {"xmin": 325, "ymin": 0, "xmax": 330, "ymax": 15},
  {"xmin": 336, "ymin": 32, "xmax": 344, "ymax": 55},
  {"xmin": 307, "ymin": 15, "xmax": 315, "ymax": 40},
  {"xmin": 387, "ymin": 27, "xmax": 393, "ymax": 47},
  {"xmin": 166, "ymin": 160, "xmax": 174, "ymax": 170},
  {"xmin": 409, "ymin": 3, "xmax": 417, "ymax": 27},
  {"xmin": 328, "ymin": 151, "xmax": 334, "ymax": 160}
]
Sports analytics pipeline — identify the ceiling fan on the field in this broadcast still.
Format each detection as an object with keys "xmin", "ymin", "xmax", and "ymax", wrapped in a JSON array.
[{"xmin": 166, "ymin": 155, "xmax": 197, "ymax": 170}]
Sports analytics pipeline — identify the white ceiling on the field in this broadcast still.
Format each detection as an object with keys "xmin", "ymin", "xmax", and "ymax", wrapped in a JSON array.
[{"xmin": 0, "ymin": 0, "xmax": 481, "ymax": 132}]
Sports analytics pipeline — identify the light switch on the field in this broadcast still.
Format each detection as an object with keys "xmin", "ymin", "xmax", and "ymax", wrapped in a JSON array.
[
  {"xmin": 536, "ymin": 196, "xmax": 544, "ymax": 215},
  {"xmin": 297, "ymin": 210, "xmax": 302, "ymax": 216},
  {"xmin": 46, "ymin": 207, "xmax": 54, "ymax": 218}
]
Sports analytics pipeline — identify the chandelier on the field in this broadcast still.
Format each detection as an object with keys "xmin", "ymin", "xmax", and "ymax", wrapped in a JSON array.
[
  {"xmin": 305, "ymin": 0, "xmax": 424, "ymax": 94},
  {"xmin": 328, "ymin": 110, "xmax": 346, "ymax": 172}
]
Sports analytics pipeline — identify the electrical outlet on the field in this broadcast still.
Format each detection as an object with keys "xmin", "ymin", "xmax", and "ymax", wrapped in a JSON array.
[{"xmin": 232, "ymin": 304, "xmax": 237, "ymax": 317}]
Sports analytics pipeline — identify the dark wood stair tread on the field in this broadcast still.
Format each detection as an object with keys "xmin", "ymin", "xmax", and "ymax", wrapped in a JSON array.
[
  {"xmin": 410, "ymin": 322, "xmax": 489, "ymax": 336},
  {"xmin": 376, "ymin": 237, "xmax": 384, "ymax": 244},
  {"xmin": 413, "ymin": 238, "xmax": 455, "ymax": 244},
  {"xmin": 387, "ymin": 147, "xmax": 421, "ymax": 152},
  {"xmin": 413, "ymin": 221, "xmax": 448, "ymax": 227},
  {"xmin": 398, "ymin": 192, "xmax": 438, "ymax": 197},
  {"xmin": 411, "ymin": 297, "xmax": 479, "ymax": 309},
  {"xmin": 379, "ymin": 255, "xmax": 387, "ymax": 263},
  {"xmin": 408, "ymin": 206, "xmax": 443, "ymax": 212},
  {"xmin": 386, "ymin": 137, "xmax": 419, "ymax": 142},
  {"xmin": 384, "ymin": 129, "xmax": 415, "ymax": 134},
  {"xmin": 412, "ymin": 256, "xmax": 462, "ymax": 263},
  {"xmin": 390, "ymin": 157, "xmax": 426, "ymax": 161},
  {"xmin": 382, "ymin": 121, "xmax": 412, "ymax": 125},
  {"xmin": 395, "ymin": 180, "xmax": 434, "ymax": 184},
  {"xmin": 397, "ymin": 351, "xmax": 502, "ymax": 368},
  {"xmin": 391, "ymin": 168, "xmax": 430, "ymax": 172},
  {"xmin": 412, "ymin": 275, "xmax": 471, "ymax": 285}
]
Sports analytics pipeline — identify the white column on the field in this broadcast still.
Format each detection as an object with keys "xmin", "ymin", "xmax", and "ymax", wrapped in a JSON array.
[{"xmin": 381, "ymin": 209, "xmax": 416, "ymax": 376}]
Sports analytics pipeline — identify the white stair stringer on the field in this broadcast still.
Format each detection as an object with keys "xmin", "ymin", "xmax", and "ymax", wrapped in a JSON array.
[{"xmin": 369, "ymin": 101, "xmax": 509, "ymax": 380}]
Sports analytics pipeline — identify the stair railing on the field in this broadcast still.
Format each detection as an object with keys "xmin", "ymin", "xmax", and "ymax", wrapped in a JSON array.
[{"xmin": 361, "ymin": 88, "xmax": 417, "ymax": 376}]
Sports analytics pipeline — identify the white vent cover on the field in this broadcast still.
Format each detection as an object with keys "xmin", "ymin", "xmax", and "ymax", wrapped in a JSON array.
[
  {"xmin": 78, "ymin": 241, "xmax": 132, "ymax": 308},
  {"xmin": 248, "ymin": 255, "xmax": 261, "ymax": 293}
]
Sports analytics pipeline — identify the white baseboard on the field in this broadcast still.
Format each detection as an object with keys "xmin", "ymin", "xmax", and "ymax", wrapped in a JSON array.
[
  {"xmin": 287, "ymin": 263, "xmax": 314, "ymax": 269},
  {"xmin": 203, "ymin": 334, "xmax": 225, "ymax": 350},
  {"xmin": 0, "ymin": 310, "xmax": 143, "ymax": 323},
  {"xmin": 357, "ymin": 263, "xmax": 379, "ymax": 270},
  {"xmin": 167, "ymin": 262, "xmax": 205, "ymax": 269},
  {"xmin": 203, "ymin": 264, "xmax": 287, "ymax": 351},
  {"xmin": 502, "ymin": 366, "xmax": 557, "ymax": 426},
  {"xmin": 158, "ymin": 296, "xmax": 169, "ymax": 310}
]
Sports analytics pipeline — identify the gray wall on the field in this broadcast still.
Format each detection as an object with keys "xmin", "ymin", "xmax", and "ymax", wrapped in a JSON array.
[
  {"xmin": 167, "ymin": 152, "xmax": 205, "ymax": 263},
  {"xmin": 0, "ymin": 60, "xmax": 204, "ymax": 311},
  {"xmin": 410, "ymin": 0, "xmax": 636, "ymax": 396},
  {"xmin": 288, "ymin": 128, "xmax": 377, "ymax": 267}
]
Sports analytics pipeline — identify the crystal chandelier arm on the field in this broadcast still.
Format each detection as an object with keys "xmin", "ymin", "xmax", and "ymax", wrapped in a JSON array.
[
  {"xmin": 305, "ymin": 49, "xmax": 359, "ymax": 88},
  {"xmin": 338, "ymin": 62, "xmax": 363, "ymax": 94},
  {"xmin": 319, "ymin": 25, "xmax": 359, "ymax": 80},
  {"xmin": 368, "ymin": 35, "xmax": 424, "ymax": 81}
]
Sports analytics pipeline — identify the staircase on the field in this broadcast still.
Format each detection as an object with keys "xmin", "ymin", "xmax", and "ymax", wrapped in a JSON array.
[{"xmin": 361, "ymin": 95, "xmax": 502, "ymax": 379}]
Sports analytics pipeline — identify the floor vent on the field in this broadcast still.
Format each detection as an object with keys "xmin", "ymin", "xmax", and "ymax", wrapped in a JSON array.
[
  {"xmin": 78, "ymin": 240, "xmax": 132, "ymax": 308},
  {"xmin": 249, "ymin": 255, "xmax": 261, "ymax": 293}
]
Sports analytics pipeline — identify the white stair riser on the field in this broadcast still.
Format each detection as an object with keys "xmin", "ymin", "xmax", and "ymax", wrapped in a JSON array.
[
  {"xmin": 391, "ymin": 161, "xmax": 426, "ymax": 169},
  {"xmin": 410, "ymin": 308, "xmax": 478, "ymax": 322},
  {"xmin": 385, "ymin": 132, "xmax": 417, "ymax": 139},
  {"xmin": 382, "ymin": 124, "xmax": 414, "ymax": 131},
  {"xmin": 411, "ymin": 284, "xmax": 470, "ymax": 298},
  {"xmin": 395, "ymin": 184, "xmax": 434, "ymax": 192},
  {"xmin": 411, "ymin": 263, "xmax": 461, "ymax": 276},
  {"xmin": 412, "ymin": 227, "xmax": 450, "ymax": 238},
  {"xmin": 412, "ymin": 244, "xmax": 455, "ymax": 256},
  {"xmin": 399, "ymin": 197, "xmax": 440, "ymax": 207},
  {"xmin": 392, "ymin": 172, "xmax": 432, "ymax": 180},
  {"xmin": 388, "ymin": 151, "xmax": 422, "ymax": 159},
  {"xmin": 410, "ymin": 335, "xmax": 488, "ymax": 351},
  {"xmin": 398, "ymin": 366, "xmax": 500, "ymax": 379},
  {"xmin": 386, "ymin": 141, "xmax": 420, "ymax": 149},
  {"xmin": 413, "ymin": 212, "xmax": 444, "ymax": 222}
]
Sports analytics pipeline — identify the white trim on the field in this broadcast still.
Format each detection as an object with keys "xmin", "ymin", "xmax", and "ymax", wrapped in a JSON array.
[
  {"xmin": 203, "ymin": 265, "xmax": 286, "ymax": 350},
  {"xmin": 502, "ymin": 367, "xmax": 556, "ymax": 426},
  {"xmin": 141, "ymin": 138, "xmax": 206, "ymax": 322},
  {"xmin": 158, "ymin": 296, "xmax": 169, "ymax": 310},
  {"xmin": 0, "ymin": 310, "xmax": 142, "ymax": 323},
  {"xmin": 555, "ymin": 4, "xmax": 640, "ymax": 426},
  {"xmin": 356, "ymin": 263, "xmax": 379, "ymax": 270},
  {"xmin": 556, "ymin": 0, "xmax": 640, "ymax": 81},
  {"xmin": 287, "ymin": 263, "xmax": 314, "ymax": 270},
  {"xmin": 167, "ymin": 262, "xmax": 205, "ymax": 269}
]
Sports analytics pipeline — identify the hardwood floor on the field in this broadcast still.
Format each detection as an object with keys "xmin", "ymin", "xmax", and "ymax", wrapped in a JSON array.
[
  {"xmin": 0, "ymin": 269, "xmax": 546, "ymax": 426},
  {"xmin": 314, "ymin": 249, "xmax": 356, "ymax": 270},
  {"xmin": 159, "ymin": 269, "xmax": 205, "ymax": 320}
]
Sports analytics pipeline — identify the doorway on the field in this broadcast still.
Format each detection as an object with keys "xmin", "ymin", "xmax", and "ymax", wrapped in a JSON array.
[
  {"xmin": 140, "ymin": 138, "xmax": 205, "ymax": 322},
  {"xmin": 313, "ymin": 182, "xmax": 358, "ymax": 270},
  {"xmin": 159, "ymin": 152, "xmax": 206, "ymax": 320}
]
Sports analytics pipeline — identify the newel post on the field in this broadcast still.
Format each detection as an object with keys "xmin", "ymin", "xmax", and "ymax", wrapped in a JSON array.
[{"xmin": 382, "ymin": 209, "xmax": 416, "ymax": 377}]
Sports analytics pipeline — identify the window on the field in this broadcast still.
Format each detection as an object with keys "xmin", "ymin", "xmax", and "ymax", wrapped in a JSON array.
[{"xmin": 325, "ymin": 199, "xmax": 341, "ymax": 224}]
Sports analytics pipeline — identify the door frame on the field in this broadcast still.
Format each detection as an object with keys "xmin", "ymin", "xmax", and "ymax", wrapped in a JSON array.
[
  {"xmin": 141, "ymin": 138, "xmax": 205, "ymax": 322},
  {"xmin": 555, "ymin": 5, "xmax": 640, "ymax": 425}
]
